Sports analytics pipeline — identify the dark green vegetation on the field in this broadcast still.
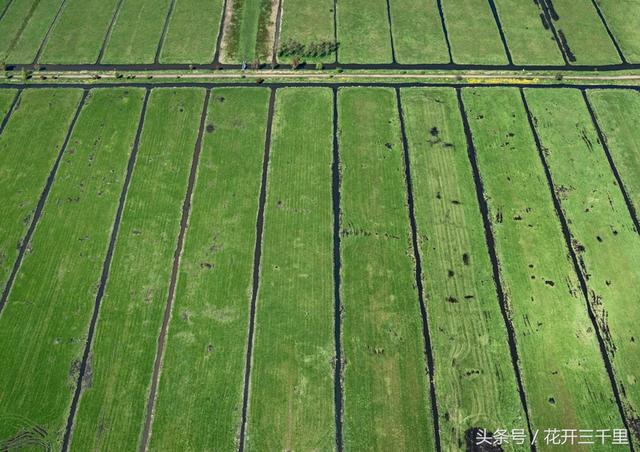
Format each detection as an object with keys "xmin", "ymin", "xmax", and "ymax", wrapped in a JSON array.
[{"xmin": 220, "ymin": 0, "xmax": 275, "ymax": 63}]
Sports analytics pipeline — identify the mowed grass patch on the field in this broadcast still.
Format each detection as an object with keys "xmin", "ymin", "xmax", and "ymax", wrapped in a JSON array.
[
  {"xmin": 389, "ymin": 0, "xmax": 449, "ymax": 64},
  {"xmin": 587, "ymin": 90, "xmax": 640, "ymax": 211},
  {"xmin": 0, "ymin": 88, "xmax": 82, "ymax": 294},
  {"xmin": 336, "ymin": 0, "xmax": 392, "ymax": 64},
  {"xmin": 545, "ymin": 0, "xmax": 620, "ymax": 65},
  {"xmin": 338, "ymin": 87, "xmax": 435, "ymax": 450},
  {"xmin": 159, "ymin": 0, "xmax": 224, "ymax": 64},
  {"xmin": 278, "ymin": 0, "xmax": 335, "ymax": 64},
  {"xmin": 464, "ymin": 87, "xmax": 622, "ymax": 436},
  {"xmin": 402, "ymin": 88, "xmax": 526, "ymax": 445},
  {"xmin": 0, "ymin": 0, "xmax": 63, "ymax": 63},
  {"xmin": 247, "ymin": 88, "xmax": 335, "ymax": 450},
  {"xmin": 70, "ymin": 88, "xmax": 206, "ymax": 450},
  {"xmin": 38, "ymin": 0, "xmax": 120, "ymax": 64},
  {"xmin": 100, "ymin": 0, "xmax": 172, "ymax": 64},
  {"xmin": 492, "ymin": 0, "xmax": 564, "ymax": 65},
  {"xmin": 0, "ymin": 88, "xmax": 145, "ymax": 447},
  {"xmin": 441, "ymin": 0, "xmax": 508, "ymax": 65},
  {"xmin": 594, "ymin": 0, "xmax": 640, "ymax": 63},
  {"xmin": 525, "ymin": 88, "xmax": 640, "ymax": 446},
  {"xmin": 149, "ymin": 88, "xmax": 270, "ymax": 451}
]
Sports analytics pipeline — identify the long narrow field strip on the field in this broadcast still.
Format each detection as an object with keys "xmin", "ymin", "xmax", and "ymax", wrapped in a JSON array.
[
  {"xmin": 246, "ymin": 87, "xmax": 335, "ymax": 450},
  {"xmin": 492, "ymin": 0, "xmax": 564, "ymax": 65},
  {"xmin": 100, "ymin": 0, "xmax": 173, "ymax": 64},
  {"xmin": 336, "ymin": 0, "xmax": 392, "ymax": 64},
  {"xmin": 38, "ymin": 0, "xmax": 120, "ymax": 64},
  {"xmin": 68, "ymin": 88, "xmax": 206, "ymax": 450},
  {"xmin": 0, "ymin": 88, "xmax": 82, "ymax": 298},
  {"xmin": 277, "ymin": 0, "xmax": 335, "ymax": 64},
  {"xmin": 220, "ymin": 0, "xmax": 276, "ymax": 63},
  {"xmin": 593, "ymin": 0, "xmax": 640, "ymax": 63},
  {"xmin": 159, "ymin": 0, "xmax": 224, "ymax": 64},
  {"xmin": 440, "ymin": 0, "xmax": 508, "ymax": 65},
  {"xmin": 0, "ymin": 0, "xmax": 63, "ymax": 63},
  {"xmin": 338, "ymin": 87, "xmax": 435, "ymax": 450},
  {"xmin": 586, "ymin": 89, "xmax": 640, "ymax": 221},
  {"xmin": 148, "ymin": 88, "xmax": 270, "ymax": 450},
  {"xmin": 463, "ymin": 86, "xmax": 624, "ymax": 440},
  {"xmin": 524, "ymin": 88, "xmax": 640, "ymax": 446},
  {"xmin": 388, "ymin": 0, "xmax": 449, "ymax": 64},
  {"xmin": 0, "ymin": 88, "xmax": 145, "ymax": 449},
  {"xmin": 0, "ymin": 88, "xmax": 17, "ymax": 131},
  {"xmin": 401, "ymin": 87, "xmax": 527, "ymax": 447}
]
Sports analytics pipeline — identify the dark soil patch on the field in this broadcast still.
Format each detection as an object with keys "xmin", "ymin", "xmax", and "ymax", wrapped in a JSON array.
[{"xmin": 206, "ymin": 123, "xmax": 215, "ymax": 133}]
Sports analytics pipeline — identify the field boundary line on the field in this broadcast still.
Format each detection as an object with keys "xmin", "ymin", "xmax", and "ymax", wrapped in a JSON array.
[
  {"xmin": 395, "ymin": 88, "xmax": 442, "ymax": 451},
  {"xmin": 435, "ymin": 0, "xmax": 453, "ymax": 63},
  {"xmin": 0, "ymin": 89, "xmax": 87, "ymax": 316},
  {"xmin": 0, "ymin": 88, "xmax": 21, "ymax": 136},
  {"xmin": 588, "ymin": 0, "xmax": 626, "ymax": 65},
  {"xmin": 61, "ymin": 89, "xmax": 150, "ymax": 451},
  {"xmin": 238, "ymin": 87, "xmax": 276, "ymax": 452},
  {"xmin": 0, "ymin": 0, "xmax": 15, "ymax": 23},
  {"xmin": 154, "ymin": 0, "xmax": 177, "ymax": 64},
  {"xmin": 457, "ymin": 88, "xmax": 536, "ymax": 452},
  {"xmin": 32, "ymin": 0, "xmax": 68, "ymax": 64},
  {"xmin": 138, "ymin": 89, "xmax": 211, "ymax": 451},
  {"xmin": 271, "ymin": 0, "xmax": 283, "ymax": 65},
  {"xmin": 331, "ymin": 87, "xmax": 344, "ymax": 452},
  {"xmin": 96, "ymin": 0, "xmax": 126, "ymax": 64},
  {"xmin": 535, "ymin": 0, "xmax": 569, "ymax": 65},
  {"xmin": 582, "ymin": 90, "xmax": 640, "ymax": 234},
  {"xmin": 520, "ymin": 88, "xmax": 635, "ymax": 450},
  {"xmin": 485, "ymin": 0, "xmax": 513, "ymax": 65},
  {"xmin": 384, "ymin": 0, "xmax": 397, "ymax": 64},
  {"xmin": 212, "ymin": 0, "xmax": 229, "ymax": 64},
  {"xmin": 333, "ymin": 0, "xmax": 338, "ymax": 63}
]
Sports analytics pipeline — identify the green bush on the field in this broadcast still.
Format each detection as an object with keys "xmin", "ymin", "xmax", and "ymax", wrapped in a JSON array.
[{"xmin": 278, "ymin": 40, "xmax": 338, "ymax": 59}]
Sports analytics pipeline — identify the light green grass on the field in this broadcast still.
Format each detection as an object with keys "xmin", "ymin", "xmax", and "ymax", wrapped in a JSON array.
[
  {"xmin": 0, "ymin": 89, "xmax": 82, "ymax": 292},
  {"xmin": 149, "ymin": 87, "xmax": 270, "ymax": 451},
  {"xmin": 336, "ymin": 0, "xmax": 392, "ymax": 64},
  {"xmin": 0, "ymin": 0, "xmax": 62, "ymax": 63},
  {"xmin": 38, "ymin": 0, "xmax": 120, "ymax": 64},
  {"xmin": 595, "ymin": 0, "xmax": 640, "ymax": 63},
  {"xmin": 402, "ymin": 87, "xmax": 526, "ymax": 447},
  {"xmin": 159, "ymin": 0, "xmax": 224, "ymax": 64},
  {"xmin": 277, "ymin": 0, "xmax": 335, "ymax": 64},
  {"xmin": 70, "ymin": 88, "xmax": 206, "ymax": 450},
  {"xmin": 465, "ymin": 87, "xmax": 623, "ymax": 438},
  {"xmin": 587, "ymin": 90, "xmax": 640, "ymax": 212},
  {"xmin": 338, "ymin": 87, "xmax": 435, "ymax": 450},
  {"xmin": 525, "ymin": 88, "xmax": 640, "ymax": 448},
  {"xmin": 0, "ymin": 88, "xmax": 15, "ymax": 119},
  {"xmin": 101, "ymin": 0, "xmax": 172, "ymax": 64},
  {"xmin": 547, "ymin": 0, "xmax": 620, "ymax": 65},
  {"xmin": 0, "ymin": 88, "xmax": 145, "ymax": 448},
  {"xmin": 246, "ymin": 88, "xmax": 335, "ymax": 450},
  {"xmin": 390, "ymin": 0, "xmax": 449, "ymax": 64},
  {"xmin": 441, "ymin": 0, "xmax": 507, "ymax": 65},
  {"xmin": 492, "ymin": 0, "xmax": 564, "ymax": 65}
]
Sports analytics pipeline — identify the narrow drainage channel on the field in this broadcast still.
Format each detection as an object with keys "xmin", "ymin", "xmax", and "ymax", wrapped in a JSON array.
[
  {"xmin": 384, "ymin": 0, "xmax": 397, "ymax": 64},
  {"xmin": 536, "ymin": 0, "xmax": 569, "ymax": 65},
  {"xmin": 435, "ymin": 0, "xmax": 453, "ymax": 64},
  {"xmin": 32, "ymin": 0, "xmax": 68, "ymax": 64},
  {"xmin": 588, "ymin": 0, "xmax": 627, "ymax": 64},
  {"xmin": 154, "ymin": 0, "xmax": 177, "ymax": 64},
  {"xmin": 95, "ymin": 0, "xmax": 126, "ymax": 64},
  {"xmin": 212, "ymin": 0, "xmax": 230, "ymax": 65},
  {"xmin": 457, "ymin": 88, "xmax": 537, "ymax": 452},
  {"xmin": 62, "ymin": 89, "xmax": 150, "ymax": 451},
  {"xmin": 395, "ymin": 88, "xmax": 442, "ymax": 451},
  {"xmin": 0, "ymin": 88, "xmax": 22, "ymax": 136},
  {"xmin": 486, "ymin": 0, "xmax": 514, "ymax": 65}
]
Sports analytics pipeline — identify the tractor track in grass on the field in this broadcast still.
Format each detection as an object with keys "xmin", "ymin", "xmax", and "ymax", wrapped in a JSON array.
[
  {"xmin": 0, "ymin": 0, "xmax": 15, "ymax": 22},
  {"xmin": 582, "ymin": 90, "xmax": 640, "ymax": 235},
  {"xmin": 331, "ymin": 87, "xmax": 344, "ymax": 452},
  {"xmin": 213, "ymin": 0, "xmax": 229, "ymax": 64},
  {"xmin": 435, "ymin": 0, "xmax": 453, "ymax": 63},
  {"xmin": 0, "ymin": 89, "xmax": 87, "ymax": 316},
  {"xmin": 485, "ymin": 0, "xmax": 513, "ymax": 65},
  {"xmin": 384, "ymin": 0, "xmax": 397, "ymax": 64},
  {"xmin": 139, "ymin": 89, "xmax": 210, "ymax": 451},
  {"xmin": 395, "ymin": 88, "xmax": 441, "ymax": 452},
  {"xmin": 589, "ymin": 0, "xmax": 627, "ymax": 65},
  {"xmin": 61, "ymin": 89, "xmax": 150, "ymax": 452},
  {"xmin": 32, "ymin": 0, "xmax": 68, "ymax": 64},
  {"xmin": 238, "ymin": 87, "xmax": 276, "ymax": 452},
  {"xmin": 0, "ymin": 88, "xmax": 21, "ymax": 136},
  {"xmin": 154, "ymin": 0, "xmax": 176, "ymax": 64},
  {"xmin": 520, "ymin": 88, "xmax": 636, "ymax": 452},
  {"xmin": 457, "ymin": 88, "xmax": 536, "ymax": 452},
  {"xmin": 96, "ymin": 0, "xmax": 126, "ymax": 64}
]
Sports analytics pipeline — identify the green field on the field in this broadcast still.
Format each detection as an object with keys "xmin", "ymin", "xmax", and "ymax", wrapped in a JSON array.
[
  {"xmin": 336, "ymin": 0, "xmax": 392, "ymax": 64},
  {"xmin": 595, "ymin": 0, "xmax": 640, "ymax": 63},
  {"xmin": 220, "ymin": 0, "xmax": 274, "ymax": 63}
]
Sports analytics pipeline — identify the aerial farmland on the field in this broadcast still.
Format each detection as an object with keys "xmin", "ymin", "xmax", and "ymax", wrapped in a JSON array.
[{"xmin": 0, "ymin": 0, "xmax": 639, "ymax": 451}]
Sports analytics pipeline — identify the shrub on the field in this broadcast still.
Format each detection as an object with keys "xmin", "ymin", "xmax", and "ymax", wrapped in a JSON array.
[{"xmin": 278, "ymin": 39, "xmax": 338, "ymax": 59}]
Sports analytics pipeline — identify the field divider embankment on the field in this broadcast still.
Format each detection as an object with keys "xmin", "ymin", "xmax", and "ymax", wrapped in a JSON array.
[
  {"xmin": 271, "ymin": 0, "xmax": 283, "ymax": 66},
  {"xmin": 61, "ymin": 89, "xmax": 151, "ymax": 451},
  {"xmin": 95, "ymin": 0, "xmax": 126, "ymax": 64},
  {"xmin": 519, "ymin": 88, "xmax": 635, "ymax": 450},
  {"xmin": 582, "ymin": 91, "xmax": 640, "ymax": 234},
  {"xmin": 153, "ymin": 0, "xmax": 177, "ymax": 64},
  {"xmin": 395, "ymin": 88, "xmax": 442, "ymax": 451},
  {"xmin": 138, "ymin": 89, "xmax": 211, "ymax": 451},
  {"xmin": 238, "ymin": 88, "xmax": 276, "ymax": 452},
  {"xmin": 0, "ymin": 89, "xmax": 21, "ymax": 136},
  {"xmin": 213, "ymin": 0, "xmax": 230, "ymax": 64},
  {"xmin": 588, "ymin": 0, "xmax": 627, "ymax": 65},
  {"xmin": 32, "ymin": 0, "xmax": 68, "ymax": 64},
  {"xmin": 457, "ymin": 88, "xmax": 536, "ymax": 452},
  {"xmin": 0, "ymin": 89, "xmax": 87, "ymax": 316},
  {"xmin": 331, "ymin": 87, "xmax": 344, "ymax": 452}
]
